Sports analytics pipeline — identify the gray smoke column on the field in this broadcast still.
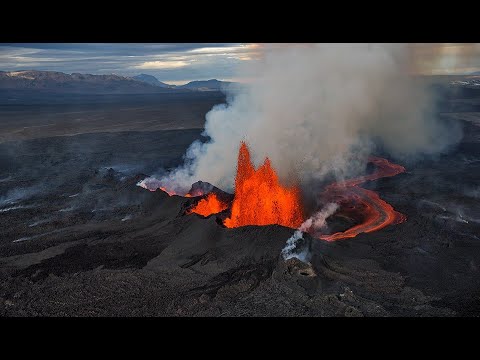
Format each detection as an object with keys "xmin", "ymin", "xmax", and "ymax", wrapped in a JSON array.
[{"xmin": 159, "ymin": 43, "xmax": 462, "ymax": 194}]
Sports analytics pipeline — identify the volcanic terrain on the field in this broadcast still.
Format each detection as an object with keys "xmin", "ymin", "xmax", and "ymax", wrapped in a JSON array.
[{"xmin": 1, "ymin": 86, "xmax": 479, "ymax": 316}]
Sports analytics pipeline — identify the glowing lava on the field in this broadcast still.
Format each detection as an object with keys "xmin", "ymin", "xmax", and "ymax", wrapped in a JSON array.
[
  {"xmin": 224, "ymin": 142, "xmax": 304, "ymax": 228},
  {"xmin": 319, "ymin": 156, "xmax": 407, "ymax": 241},
  {"xmin": 138, "ymin": 147, "xmax": 405, "ymax": 241},
  {"xmin": 138, "ymin": 181, "xmax": 201, "ymax": 197},
  {"xmin": 187, "ymin": 193, "xmax": 229, "ymax": 217},
  {"xmin": 160, "ymin": 187, "xmax": 177, "ymax": 196}
]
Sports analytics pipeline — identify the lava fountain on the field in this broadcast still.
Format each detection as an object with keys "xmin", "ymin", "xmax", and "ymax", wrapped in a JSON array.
[
  {"xmin": 318, "ymin": 156, "xmax": 407, "ymax": 241},
  {"xmin": 224, "ymin": 142, "xmax": 304, "ymax": 228},
  {"xmin": 187, "ymin": 193, "xmax": 229, "ymax": 217}
]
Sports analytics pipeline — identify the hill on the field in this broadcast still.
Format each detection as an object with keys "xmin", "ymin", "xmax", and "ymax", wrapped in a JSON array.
[{"xmin": 0, "ymin": 70, "xmax": 178, "ymax": 94}]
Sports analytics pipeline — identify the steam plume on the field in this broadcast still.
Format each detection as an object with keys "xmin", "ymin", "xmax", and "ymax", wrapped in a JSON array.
[
  {"xmin": 281, "ymin": 203, "xmax": 339, "ymax": 261},
  {"xmin": 158, "ymin": 44, "xmax": 462, "ymax": 194}
]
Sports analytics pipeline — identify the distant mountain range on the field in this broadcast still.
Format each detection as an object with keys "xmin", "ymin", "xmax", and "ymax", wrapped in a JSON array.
[
  {"xmin": 0, "ymin": 70, "xmax": 234, "ymax": 94},
  {"xmin": 132, "ymin": 74, "xmax": 232, "ymax": 91},
  {"xmin": 132, "ymin": 74, "xmax": 171, "ymax": 88},
  {"xmin": 177, "ymin": 79, "xmax": 232, "ymax": 91}
]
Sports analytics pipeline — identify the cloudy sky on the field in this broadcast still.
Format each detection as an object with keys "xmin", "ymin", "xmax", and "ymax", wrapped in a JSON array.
[{"xmin": 0, "ymin": 43, "xmax": 479, "ymax": 85}]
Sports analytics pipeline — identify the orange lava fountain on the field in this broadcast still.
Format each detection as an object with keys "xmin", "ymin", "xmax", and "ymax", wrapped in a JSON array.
[
  {"xmin": 224, "ymin": 142, "xmax": 304, "ymax": 228},
  {"xmin": 319, "ymin": 156, "xmax": 407, "ymax": 241},
  {"xmin": 187, "ymin": 193, "xmax": 229, "ymax": 217}
]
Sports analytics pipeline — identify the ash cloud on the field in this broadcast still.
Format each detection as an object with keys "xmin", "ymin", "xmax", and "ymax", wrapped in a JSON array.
[{"xmin": 160, "ymin": 44, "xmax": 462, "ymax": 194}]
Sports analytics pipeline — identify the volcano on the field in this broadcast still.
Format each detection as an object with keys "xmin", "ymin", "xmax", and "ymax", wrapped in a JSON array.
[{"xmin": 161, "ymin": 141, "xmax": 407, "ymax": 242}]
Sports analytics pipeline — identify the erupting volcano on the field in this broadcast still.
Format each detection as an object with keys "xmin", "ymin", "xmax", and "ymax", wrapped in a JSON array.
[
  {"xmin": 141, "ymin": 143, "xmax": 406, "ymax": 240},
  {"xmin": 224, "ymin": 142, "xmax": 304, "ymax": 228},
  {"xmin": 318, "ymin": 156, "xmax": 407, "ymax": 241}
]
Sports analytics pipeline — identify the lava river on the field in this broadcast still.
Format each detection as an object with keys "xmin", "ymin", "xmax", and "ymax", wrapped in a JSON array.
[{"xmin": 318, "ymin": 156, "xmax": 407, "ymax": 241}]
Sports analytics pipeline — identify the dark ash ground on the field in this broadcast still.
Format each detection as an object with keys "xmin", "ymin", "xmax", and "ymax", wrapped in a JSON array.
[{"xmin": 1, "ymin": 90, "xmax": 479, "ymax": 317}]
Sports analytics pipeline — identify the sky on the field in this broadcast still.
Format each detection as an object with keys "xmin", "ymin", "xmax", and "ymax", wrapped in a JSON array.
[{"xmin": 0, "ymin": 43, "xmax": 479, "ymax": 85}]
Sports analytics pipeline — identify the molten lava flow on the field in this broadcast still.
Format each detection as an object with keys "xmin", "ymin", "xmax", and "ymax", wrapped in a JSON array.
[
  {"xmin": 159, "ymin": 186, "xmax": 177, "ymax": 196},
  {"xmin": 141, "ymin": 183, "xmax": 200, "ymax": 197},
  {"xmin": 224, "ymin": 142, "xmax": 304, "ymax": 228},
  {"xmin": 185, "ymin": 189, "xmax": 205, "ymax": 197},
  {"xmin": 187, "ymin": 193, "xmax": 229, "ymax": 217},
  {"xmin": 319, "ymin": 156, "xmax": 406, "ymax": 241}
]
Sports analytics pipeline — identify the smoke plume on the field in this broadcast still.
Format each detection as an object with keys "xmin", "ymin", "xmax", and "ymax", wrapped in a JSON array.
[
  {"xmin": 281, "ymin": 203, "xmax": 339, "ymax": 261},
  {"xmin": 158, "ymin": 43, "xmax": 462, "ymax": 194}
]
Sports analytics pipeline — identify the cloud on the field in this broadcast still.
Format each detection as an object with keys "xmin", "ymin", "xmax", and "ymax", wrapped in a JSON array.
[
  {"xmin": 410, "ymin": 43, "xmax": 480, "ymax": 74},
  {"xmin": 0, "ymin": 43, "xmax": 261, "ymax": 82},
  {"xmin": 189, "ymin": 46, "xmax": 248, "ymax": 54},
  {"xmin": 134, "ymin": 60, "xmax": 190, "ymax": 69},
  {"xmin": 1, "ymin": 43, "xmax": 479, "ymax": 84}
]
